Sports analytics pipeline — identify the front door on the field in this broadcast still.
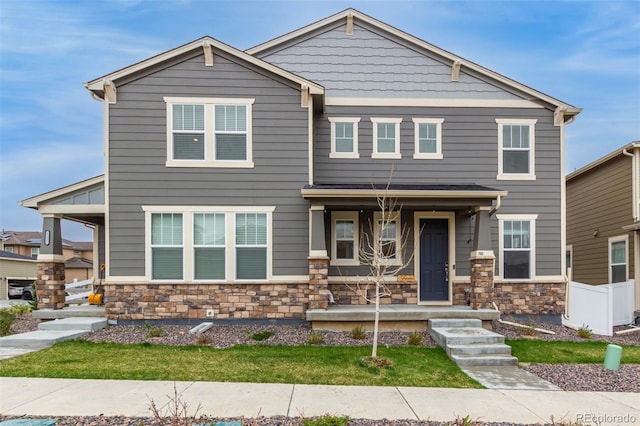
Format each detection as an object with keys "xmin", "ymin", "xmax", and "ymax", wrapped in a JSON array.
[{"xmin": 419, "ymin": 218, "xmax": 449, "ymax": 302}]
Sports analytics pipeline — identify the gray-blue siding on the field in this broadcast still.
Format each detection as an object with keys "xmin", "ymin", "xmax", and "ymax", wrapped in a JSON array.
[{"xmin": 108, "ymin": 52, "xmax": 310, "ymax": 277}]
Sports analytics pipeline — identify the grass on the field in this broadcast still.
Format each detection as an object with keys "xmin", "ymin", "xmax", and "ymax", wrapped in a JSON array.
[
  {"xmin": 0, "ymin": 341, "xmax": 481, "ymax": 388},
  {"xmin": 508, "ymin": 339, "xmax": 640, "ymax": 364}
]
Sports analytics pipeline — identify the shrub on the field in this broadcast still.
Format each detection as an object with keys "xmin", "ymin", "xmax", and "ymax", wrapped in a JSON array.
[
  {"xmin": 307, "ymin": 331, "xmax": 325, "ymax": 345},
  {"xmin": 0, "ymin": 304, "xmax": 32, "ymax": 336},
  {"xmin": 577, "ymin": 324, "xmax": 592, "ymax": 339},
  {"xmin": 302, "ymin": 415, "xmax": 349, "ymax": 426},
  {"xmin": 195, "ymin": 334, "xmax": 212, "ymax": 345},
  {"xmin": 148, "ymin": 327, "xmax": 164, "ymax": 338},
  {"xmin": 350, "ymin": 325, "xmax": 366, "ymax": 340},
  {"xmin": 407, "ymin": 332, "xmax": 423, "ymax": 346},
  {"xmin": 251, "ymin": 330, "xmax": 275, "ymax": 341}
]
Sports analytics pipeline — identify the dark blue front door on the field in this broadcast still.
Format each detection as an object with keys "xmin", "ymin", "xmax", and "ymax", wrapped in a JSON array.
[{"xmin": 419, "ymin": 219, "xmax": 449, "ymax": 301}]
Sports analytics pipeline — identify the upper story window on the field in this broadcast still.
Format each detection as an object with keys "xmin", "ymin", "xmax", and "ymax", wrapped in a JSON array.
[
  {"xmin": 496, "ymin": 119, "xmax": 537, "ymax": 180},
  {"xmin": 413, "ymin": 118, "xmax": 444, "ymax": 159},
  {"xmin": 498, "ymin": 214, "xmax": 537, "ymax": 280},
  {"xmin": 329, "ymin": 117, "xmax": 360, "ymax": 158},
  {"xmin": 331, "ymin": 211, "xmax": 359, "ymax": 266},
  {"xmin": 609, "ymin": 235, "xmax": 628, "ymax": 283},
  {"xmin": 5, "ymin": 247, "xmax": 14, "ymax": 253},
  {"xmin": 164, "ymin": 97, "xmax": 255, "ymax": 168},
  {"xmin": 30, "ymin": 247, "xmax": 39, "ymax": 259},
  {"xmin": 371, "ymin": 118, "xmax": 402, "ymax": 159}
]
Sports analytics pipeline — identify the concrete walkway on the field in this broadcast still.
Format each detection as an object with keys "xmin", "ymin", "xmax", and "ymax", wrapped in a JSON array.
[{"xmin": 1, "ymin": 377, "xmax": 638, "ymax": 424}]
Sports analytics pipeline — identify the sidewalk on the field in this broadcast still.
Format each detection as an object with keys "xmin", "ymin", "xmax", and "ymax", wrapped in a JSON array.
[{"xmin": 1, "ymin": 377, "xmax": 638, "ymax": 424}]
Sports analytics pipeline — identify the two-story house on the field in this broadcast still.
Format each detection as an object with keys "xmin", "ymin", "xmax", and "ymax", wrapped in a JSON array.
[
  {"xmin": 22, "ymin": 9, "xmax": 580, "ymax": 321},
  {"xmin": 566, "ymin": 142, "xmax": 640, "ymax": 311}
]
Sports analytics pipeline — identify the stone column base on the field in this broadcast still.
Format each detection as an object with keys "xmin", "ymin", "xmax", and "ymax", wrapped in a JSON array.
[
  {"xmin": 37, "ymin": 261, "xmax": 66, "ymax": 310},
  {"xmin": 308, "ymin": 256, "xmax": 329, "ymax": 310},
  {"xmin": 469, "ymin": 251, "xmax": 495, "ymax": 310}
]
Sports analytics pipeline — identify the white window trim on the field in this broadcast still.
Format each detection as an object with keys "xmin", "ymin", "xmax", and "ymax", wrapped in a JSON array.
[
  {"xmin": 143, "ymin": 205, "xmax": 274, "ymax": 283},
  {"xmin": 371, "ymin": 117, "xmax": 402, "ymax": 159},
  {"xmin": 331, "ymin": 211, "xmax": 360, "ymax": 266},
  {"xmin": 149, "ymin": 212, "xmax": 184, "ymax": 281},
  {"xmin": 329, "ymin": 117, "xmax": 360, "ymax": 159},
  {"xmin": 609, "ymin": 235, "xmax": 629, "ymax": 283},
  {"xmin": 496, "ymin": 118, "xmax": 537, "ymax": 181},
  {"xmin": 412, "ymin": 118, "xmax": 444, "ymax": 159},
  {"xmin": 496, "ymin": 214, "xmax": 538, "ymax": 281},
  {"xmin": 164, "ymin": 97, "xmax": 255, "ymax": 168},
  {"xmin": 373, "ymin": 211, "xmax": 402, "ymax": 266}
]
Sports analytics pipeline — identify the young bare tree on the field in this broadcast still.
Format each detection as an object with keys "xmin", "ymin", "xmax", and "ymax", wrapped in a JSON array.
[{"xmin": 347, "ymin": 181, "xmax": 414, "ymax": 358}]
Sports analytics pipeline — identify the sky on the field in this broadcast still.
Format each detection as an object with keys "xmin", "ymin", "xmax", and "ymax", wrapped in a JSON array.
[{"xmin": 1, "ymin": 0, "xmax": 639, "ymax": 242}]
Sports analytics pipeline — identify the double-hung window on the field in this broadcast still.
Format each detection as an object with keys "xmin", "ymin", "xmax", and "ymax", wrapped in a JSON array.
[
  {"xmin": 413, "ymin": 118, "xmax": 444, "ymax": 159},
  {"xmin": 329, "ymin": 117, "xmax": 360, "ymax": 158},
  {"xmin": 498, "ymin": 215, "xmax": 537, "ymax": 280},
  {"xmin": 609, "ymin": 236, "xmax": 628, "ymax": 283},
  {"xmin": 374, "ymin": 211, "xmax": 401, "ymax": 265},
  {"xmin": 151, "ymin": 213, "xmax": 184, "ymax": 280},
  {"xmin": 146, "ymin": 207, "xmax": 273, "ymax": 282},
  {"xmin": 235, "ymin": 213, "xmax": 268, "ymax": 280},
  {"xmin": 193, "ymin": 213, "xmax": 225, "ymax": 280},
  {"xmin": 331, "ymin": 211, "xmax": 359, "ymax": 266},
  {"xmin": 496, "ymin": 119, "xmax": 536, "ymax": 180},
  {"xmin": 165, "ymin": 97, "xmax": 254, "ymax": 168},
  {"xmin": 371, "ymin": 118, "xmax": 402, "ymax": 159}
]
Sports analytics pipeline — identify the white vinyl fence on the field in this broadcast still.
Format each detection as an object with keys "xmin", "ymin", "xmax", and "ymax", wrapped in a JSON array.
[
  {"xmin": 562, "ymin": 280, "xmax": 635, "ymax": 336},
  {"xmin": 65, "ymin": 278, "xmax": 94, "ymax": 304}
]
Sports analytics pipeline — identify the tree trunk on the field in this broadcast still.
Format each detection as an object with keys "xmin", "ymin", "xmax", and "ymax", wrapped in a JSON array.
[{"xmin": 372, "ymin": 280, "xmax": 381, "ymax": 358}]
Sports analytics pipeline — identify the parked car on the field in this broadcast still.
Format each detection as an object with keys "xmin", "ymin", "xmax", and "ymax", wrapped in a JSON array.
[{"xmin": 8, "ymin": 282, "xmax": 34, "ymax": 300}]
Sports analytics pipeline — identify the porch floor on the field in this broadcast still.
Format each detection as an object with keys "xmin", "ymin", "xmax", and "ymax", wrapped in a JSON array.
[{"xmin": 307, "ymin": 304, "xmax": 499, "ymax": 331}]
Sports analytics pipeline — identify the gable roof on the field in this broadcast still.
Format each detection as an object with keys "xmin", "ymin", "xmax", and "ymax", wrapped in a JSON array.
[
  {"xmin": 248, "ymin": 8, "xmax": 581, "ymax": 121},
  {"xmin": 85, "ymin": 36, "xmax": 324, "ymax": 99},
  {"xmin": 20, "ymin": 175, "xmax": 105, "ymax": 209},
  {"xmin": 566, "ymin": 142, "xmax": 639, "ymax": 181},
  {"xmin": 1, "ymin": 231, "xmax": 88, "ymax": 250}
]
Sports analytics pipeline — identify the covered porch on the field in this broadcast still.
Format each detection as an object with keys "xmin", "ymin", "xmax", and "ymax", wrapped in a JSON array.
[
  {"xmin": 303, "ymin": 183, "xmax": 507, "ymax": 317},
  {"xmin": 20, "ymin": 175, "xmax": 106, "ymax": 311}
]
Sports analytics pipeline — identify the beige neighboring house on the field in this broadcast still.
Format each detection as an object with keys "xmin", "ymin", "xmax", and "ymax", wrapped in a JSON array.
[
  {"xmin": 566, "ymin": 142, "xmax": 640, "ymax": 311},
  {"xmin": 0, "ymin": 231, "xmax": 94, "ymax": 283},
  {"xmin": 0, "ymin": 250, "xmax": 36, "ymax": 300}
]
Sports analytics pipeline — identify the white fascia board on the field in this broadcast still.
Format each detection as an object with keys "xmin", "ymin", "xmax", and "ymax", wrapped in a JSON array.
[
  {"xmin": 301, "ymin": 188, "xmax": 508, "ymax": 199},
  {"xmin": 20, "ymin": 175, "xmax": 105, "ymax": 208},
  {"xmin": 38, "ymin": 205, "xmax": 105, "ymax": 215},
  {"xmin": 85, "ymin": 37, "xmax": 323, "ymax": 98},
  {"xmin": 248, "ymin": 8, "xmax": 578, "ymax": 115}
]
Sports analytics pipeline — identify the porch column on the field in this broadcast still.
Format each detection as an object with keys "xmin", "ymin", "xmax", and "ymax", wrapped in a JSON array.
[
  {"xmin": 36, "ymin": 214, "xmax": 66, "ymax": 310},
  {"xmin": 308, "ymin": 205, "xmax": 329, "ymax": 309},
  {"xmin": 469, "ymin": 207, "xmax": 495, "ymax": 309}
]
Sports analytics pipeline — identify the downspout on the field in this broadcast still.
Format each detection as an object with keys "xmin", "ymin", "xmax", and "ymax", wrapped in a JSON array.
[
  {"xmin": 489, "ymin": 195, "xmax": 501, "ymax": 216},
  {"xmin": 622, "ymin": 147, "xmax": 635, "ymax": 220}
]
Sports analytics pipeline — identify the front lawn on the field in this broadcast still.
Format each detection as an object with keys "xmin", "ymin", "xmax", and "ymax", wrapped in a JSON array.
[
  {"xmin": 508, "ymin": 339, "xmax": 640, "ymax": 363},
  {"xmin": 0, "ymin": 341, "xmax": 482, "ymax": 388}
]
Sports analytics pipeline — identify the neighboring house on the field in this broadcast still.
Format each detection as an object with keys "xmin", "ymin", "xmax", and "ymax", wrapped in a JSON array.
[
  {"xmin": 0, "ymin": 231, "xmax": 94, "ymax": 282},
  {"xmin": 0, "ymin": 250, "xmax": 36, "ymax": 300},
  {"xmin": 21, "ymin": 9, "xmax": 580, "ymax": 320},
  {"xmin": 566, "ymin": 142, "xmax": 640, "ymax": 310}
]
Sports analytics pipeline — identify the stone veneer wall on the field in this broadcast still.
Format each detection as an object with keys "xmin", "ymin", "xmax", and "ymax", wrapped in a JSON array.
[
  {"xmin": 104, "ymin": 283, "xmax": 319, "ymax": 320},
  {"xmin": 36, "ymin": 261, "xmax": 66, "ymax": 310},
  {"xmin": 452, "ymin": 280, "xmax": 566, "ymax": 315},
  {"xmin": 328, "ymin": 282, "xmax": 417, "ymax": 305}
]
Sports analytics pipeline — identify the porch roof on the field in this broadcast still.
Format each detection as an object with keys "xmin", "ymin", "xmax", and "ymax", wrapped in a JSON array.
[
  {"xmin": 20, "ymin": 175, "xmax": 105, "ymax": 226},
  {"xmin": 302, "ymin": 183, "xmax": 507, "ymax": 207}
]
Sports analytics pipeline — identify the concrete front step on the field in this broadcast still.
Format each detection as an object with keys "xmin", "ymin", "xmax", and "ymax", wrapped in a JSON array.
[
  {"xmin": 451, "ymin": 354, "xmax": 519, "ymax": 367},
  {"xmin": 38, "ymin": 317, "xmax": 107, "ymax": 332},
  {"xmin": 446, "ymin": 343, "xmax": 512, "ymax": 356},
  {"xmin": 430, "ymin": 326, "xmax": 505, "ymax": 347},
  {"xmin": 429, "ymin": 318, "xmax": 482, "ymax": 329},
  {"xmin": 32, "ymin": 305, "xmax": 105, "ymax": 320},
  {"xmin": 0, "ymin": 330, "xmax": 90, "ymax": 349}
]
